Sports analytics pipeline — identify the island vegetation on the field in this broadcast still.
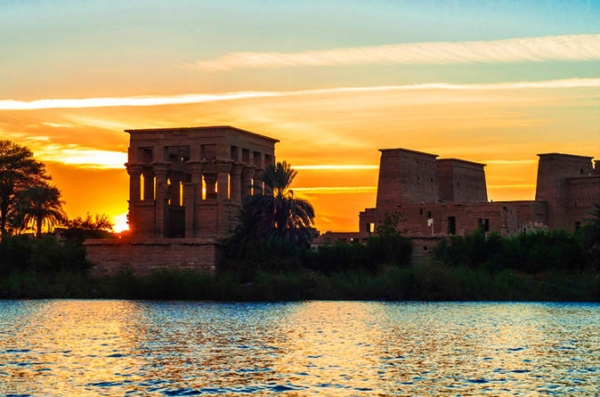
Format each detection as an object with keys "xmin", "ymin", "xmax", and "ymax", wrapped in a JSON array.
[{"xmin": 0, "ymin": 139, "xmax": 598, "ymax": 301}]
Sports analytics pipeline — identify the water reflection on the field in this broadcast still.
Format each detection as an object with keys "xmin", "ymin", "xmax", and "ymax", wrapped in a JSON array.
[
  {"xmin": 0, "ymin": 300, "xmax": 145, "ymax": 396},
  {"xmin": 0, "ymin": 301, "xmax": 598, "ymax": 396},
  {"xmin": 274, "ymin": 301, "xmax": 385, "ymax": 395}
]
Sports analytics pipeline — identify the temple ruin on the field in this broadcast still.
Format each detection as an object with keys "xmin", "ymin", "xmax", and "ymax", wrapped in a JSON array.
[
  {"xmin": 86, "ymin": 125, "xmax": 599, "ymax": 273},
  {"xmin": 318, "ymin": 148, "xmax": 599, "ymax": 260},
  {"xmin": 85, "ymin": 126, "xmax": 278, "ymax": 275}
]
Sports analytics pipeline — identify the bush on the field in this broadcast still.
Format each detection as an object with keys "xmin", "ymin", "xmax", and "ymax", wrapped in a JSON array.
[
  {"xmin": 0, "ymin": 235, "xmax": 90, "ymax": 275},
  {"xmin": 433, "ymin": 230, "xmax": 585, "ymax": 274}
]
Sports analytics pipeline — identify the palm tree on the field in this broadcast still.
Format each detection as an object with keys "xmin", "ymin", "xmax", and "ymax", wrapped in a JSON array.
[
  {"xmin": 237, "ymin": 161, "xmax": 316, "ymax": 247},
  {"xmin": 17, "ymin": 183, "xmax": 67, "ymax": 237},
  {"xmin": 0, "ymin": 140, "xmax": 48, "ymax": 237}
]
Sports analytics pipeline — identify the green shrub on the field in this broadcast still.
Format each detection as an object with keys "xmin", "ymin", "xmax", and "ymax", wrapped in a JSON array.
[{"xmin": 433, "ymin": 230, "xmax": 584, "ymax": 274}]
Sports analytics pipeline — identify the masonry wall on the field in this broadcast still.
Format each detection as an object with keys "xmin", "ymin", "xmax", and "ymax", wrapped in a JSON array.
[
  {"xmin": 360, "ymin": 200, "xmax": 548, "ymax": 237},
  {"xmin": 536, "ymin": 153, "xmax": 595, "ymax": 229},
  {"xmin": 512, "ymin": 201, "xmax": 548, "ymax": 233},
  {"xmin": 436, "ymin": 159, "xmax": 487, "ymax": 203},
  {"xmin": 85, "ymin": 238, "xmax": 219, "ymax": 276},
  {"xmin": 376, "ymin": 149, "xmax": 438, "ymax": 209},
  {"xmin": 568, "ymin": 176, "xmax": 600, "ymax": 232}
]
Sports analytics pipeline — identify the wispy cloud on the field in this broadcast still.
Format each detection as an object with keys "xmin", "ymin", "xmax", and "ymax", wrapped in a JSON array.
[
  {"xmin": 0, "ymin": 92, "xmax": 279, "ymax": 111},
  {"xmin": 293, "ymin": 186, "xmax": 377, "ymax": 194},
  {"xmin": 42, "ymin": 122, "xmax": 74, "ymax": 128},
  {"xmin": 1, "ymin": 78, "xmax": 599, "ymax": 111},
  {"xmin": 35, "ymin": 144, "xmax": 127, "ymax": 169},
  {"xmin": 484, "ymin": 160, "xmax": 537, "ymax": 165},
  {"xmin": 294, "ymin": 165, "xmax": 379, "ymax": 171},
  {"xmin": 190, "ymin": 34, "xmax": 600, "ymax": 70}
]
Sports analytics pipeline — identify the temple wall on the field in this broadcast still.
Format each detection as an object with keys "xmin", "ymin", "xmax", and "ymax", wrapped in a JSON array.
[
  {"xmin": 360, "ymin": 201, "xmax": 548, "ymax": 237},
  {"xmin": 85, "ymin": 238, "xmax": 219, "ymax": 276},
  {"xmin": 535, "ymin": 153, "xmax": 595, "ymax": 229},
  {"xmin": 568, "ymin": 176, "xmax": 600, "ymax": 231},
  {"xmin": 376, "ymin": 149, "xmax": 438, "ymax": 209},
  {"xmin": 436, "ymin": 159, "xmax": 487, "ymax": 203}
]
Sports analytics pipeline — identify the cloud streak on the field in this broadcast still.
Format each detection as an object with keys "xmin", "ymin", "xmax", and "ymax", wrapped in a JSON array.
[
  {"xmin": 35, "ymin": 144, "xmax": 127, "ymax": 169},
  {"xmin": 0, "ymin": 92, "xmax": 279, "ymax": 111},
  {"xmin": 293, "ymin": 186, "xmax": 377, "ymax": 194},
  {"xmin": 294, "ymin": 165, "xmax": 379, "ymax": 171},
  {"xmin": 1, "ymin": 78, "xmax": 599, "ymax": 111},
  {"xmin": 191, "ymin": 34, "xmax": 600, "ymax": 70}
]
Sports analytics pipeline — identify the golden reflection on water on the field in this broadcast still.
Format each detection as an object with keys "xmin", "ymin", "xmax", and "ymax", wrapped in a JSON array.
[
  {"xmin": 0, "ymin": 300, "xmax": 145, "ymax": 396},
  {"xmin": 273, "ymin": 301, "xmax": 384, "ymax": 394},
  {"xmin": 0, "ymin": 301, "xmax": 598, "ymax": 396}
]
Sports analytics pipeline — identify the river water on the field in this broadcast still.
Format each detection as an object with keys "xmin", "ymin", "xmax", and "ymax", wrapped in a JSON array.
[{"xmin": 0, "ymin": 300, "xmax": 598, "ymax": 396}]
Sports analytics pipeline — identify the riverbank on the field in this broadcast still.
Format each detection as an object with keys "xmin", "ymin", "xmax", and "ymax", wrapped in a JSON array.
[{"xmin": 1, "ymin": 264, "xmax": 598, "ymax": 302}]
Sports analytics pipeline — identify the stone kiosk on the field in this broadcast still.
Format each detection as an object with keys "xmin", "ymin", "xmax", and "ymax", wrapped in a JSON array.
[{"xmin": 85, "ymin": 126, "xmax": 278, "ymax": 275}]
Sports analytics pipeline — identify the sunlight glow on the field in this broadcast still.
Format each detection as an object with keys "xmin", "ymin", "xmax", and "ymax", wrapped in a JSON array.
[
  {"xmin": 292, "ymin": 186, "xmax": 377, "ymax": 194},
  {"xmin": 488, "ymin": 184, "xmax": 536, "ymax": 189},
  {"xmin": 294, "ymin": 165, "xmax": 379, "ymax": 170},
  {"xmin": 36, "ymin": 146, "xmax": 127, "ymax": 169},
  {"xmin": 112, "ymin": 213, "xmax": 129, "ymax": 233}
]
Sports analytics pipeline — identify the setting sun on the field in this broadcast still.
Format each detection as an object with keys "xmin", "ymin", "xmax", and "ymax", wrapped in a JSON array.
[{"xmin": 112, "ymin": 213, "xmax": 129, "ymax": 233}]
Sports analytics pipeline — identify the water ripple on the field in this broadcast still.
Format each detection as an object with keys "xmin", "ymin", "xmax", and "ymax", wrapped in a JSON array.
[{"xmin": 0, "ymin": 301, "xmax": 599, "ymax": 396}]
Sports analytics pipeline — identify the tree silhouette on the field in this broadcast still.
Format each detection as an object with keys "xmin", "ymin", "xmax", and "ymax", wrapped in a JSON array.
[
  {"xmin": 0, "ymin": 140, "xmax": 48, "ymax": 237},
  {"xmin": 227, "ymin": 161, "xmax": 316, "ymax": 265},
  {"xmin": 242, "ymin": 161, "xmax": 316, "ymax": 246},
  {"xmin": 580, "ymin": 202, "xmax": 600, "ymax": 270},
  {"xmin": 16, "ymin": 182, "xmax": 67, "ymax": 237},
  {"xmin": 63, "ymin": 213, "xmax": 114, "ymax": 243}
]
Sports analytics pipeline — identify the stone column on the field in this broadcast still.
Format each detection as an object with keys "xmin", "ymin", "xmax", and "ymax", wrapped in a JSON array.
[
  {"xmin": 215, "ymin": 160, "xmax": 233, "ymax": 201},
  {"xmin": 142, "ymin": 168, "xmax": 155, "ymax": 201},
  {"xmin": 253, "ymin": 168, "xmax": 265, "ymax": 196},
  {"xmin": 184, "ymin": 161, "xmax": 203, "ymax": 238},
  {"xmin": 204, "ymin": 172, "xmax": 218, "ymax": 201},
  {"xmin": 169, "ymin": 173, "xmax": 181, "ymax": 206},
  {"xmin": 153, "ymin": 162, "xmax": 171, "ymax": 237},
  {"xmin": 125, "ymin": 163, "xmax": 144, "ymax": 202},
  {"xmin": 241, "ymin": 166, "xmax": 256, "ymax": 198},
  {"xmin": 230, "ymin": 163, "xmax": 244, "ymax": 203}
]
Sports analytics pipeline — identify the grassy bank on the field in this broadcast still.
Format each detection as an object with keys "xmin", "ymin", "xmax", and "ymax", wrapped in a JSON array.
[
  {"xmin": 1, "ymin": 264, "xmax": 598, "ymax": 302},
  {"xmin": 1, "ymin": 228, "xmax": 598, "ymax": 301}
]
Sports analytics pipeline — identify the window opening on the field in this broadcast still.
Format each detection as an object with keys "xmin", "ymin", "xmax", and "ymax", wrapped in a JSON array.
[{"xmin": 447, "ymin": 216, "xmax": 456, "ymax": 235}]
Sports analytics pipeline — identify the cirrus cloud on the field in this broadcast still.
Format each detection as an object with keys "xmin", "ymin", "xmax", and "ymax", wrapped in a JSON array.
[
  {"xmin": 190, "ymin": 34, "xmax": 600, "ymax": 71},
  {"xmin": 1, "ymin": 78, "xmax": 599, "ymax": 111}
]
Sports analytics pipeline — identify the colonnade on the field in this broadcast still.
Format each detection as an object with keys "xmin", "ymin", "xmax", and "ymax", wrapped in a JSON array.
[{"xmin": 126, "ymin": 158, "xmax": 269, "ymax": 238}]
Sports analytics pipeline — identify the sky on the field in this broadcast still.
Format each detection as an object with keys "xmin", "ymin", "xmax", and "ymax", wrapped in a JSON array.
[{"xmin": 1, "ymin": 0, "xmax": 599, "ymax": 232}]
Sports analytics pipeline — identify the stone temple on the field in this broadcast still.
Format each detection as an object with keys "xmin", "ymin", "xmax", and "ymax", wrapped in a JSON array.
[
  {"xmin": 318, "ymin": 147, "xmax": 599, "ymax": 261},
  {"xmin": 85, "ymin": 126, "xmax": 278, "ymax": 275},
  {"xmin": 86, "ymin": 125, "xmax": 599, "ymax": 272}
]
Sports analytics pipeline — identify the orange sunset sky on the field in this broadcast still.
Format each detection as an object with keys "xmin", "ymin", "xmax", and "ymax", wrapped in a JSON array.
[{"xmin": 1, "ymin": 1, "xmax": 599, "ymax": 233}]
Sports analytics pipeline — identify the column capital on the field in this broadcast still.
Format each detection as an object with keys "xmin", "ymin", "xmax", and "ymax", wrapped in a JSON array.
[
  {"xmin": 151, "ymin": 161, "xmax": 171, "ymax": 175},
  {"xmin": 214, "ymin": 159, "xmax": 234, "ymax": 174},
  {"xmin": 230, "ymin": 162, "xmax": 244, "ymax": 177},
  {"xmin": 186, "ymin": 160, "xmax": 204, "ymax": 172},
  {"xmin": 241, "ymin": 165, "xmax": 256, "ymax": 178},
  {"xmin": 125, "ymin": 163, "xmax": 145, "ymax": 175}
]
